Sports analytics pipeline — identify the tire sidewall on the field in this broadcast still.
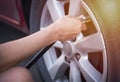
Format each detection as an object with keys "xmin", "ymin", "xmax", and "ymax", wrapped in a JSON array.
[
  {"xmin": 85, "ymin": 0, "xmax": 120, "ymax": 81},
  {"xmin": 30, "ymin": 0, "xmax": 53, "ymax": 82}
]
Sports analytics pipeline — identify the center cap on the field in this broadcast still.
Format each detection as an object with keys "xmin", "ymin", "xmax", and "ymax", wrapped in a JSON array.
[{"xmin": 63, "ymin": 41, "xmax": 77, "ymax": 58}]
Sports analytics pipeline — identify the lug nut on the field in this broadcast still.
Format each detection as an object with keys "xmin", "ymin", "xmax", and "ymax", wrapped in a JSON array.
[{"xmin": 74, "ymin": 53, "xmax": 80, "ymax": 61}]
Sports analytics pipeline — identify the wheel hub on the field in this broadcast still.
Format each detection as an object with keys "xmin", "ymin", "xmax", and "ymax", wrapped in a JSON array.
[{"xmin": 63, "ymin": 42, "xmax": 73, "ymax": 58}]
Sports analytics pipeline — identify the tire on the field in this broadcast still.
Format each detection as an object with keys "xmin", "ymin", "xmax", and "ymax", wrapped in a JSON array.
[
  {"xmin": 84, "ymin": 0, "xmax": 120, "ymax": 81},
  {"xmin": 30, "ymin": 0, "xmax": 53, "ymax": 82},
  {"xmin": 30, "ymin": 0, "xmax": 120, "ymax": 82}
]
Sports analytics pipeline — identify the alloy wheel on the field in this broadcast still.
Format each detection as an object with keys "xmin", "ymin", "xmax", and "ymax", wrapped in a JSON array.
[{"xmin": 39, "ymin": 0, "xmax": 107, "ymax": 82}]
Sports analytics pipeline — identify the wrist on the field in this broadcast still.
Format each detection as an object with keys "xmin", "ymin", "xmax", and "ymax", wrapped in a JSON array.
[{"xmin": 46, "ymin": 24, "xmax": 60, "ymax": 42}]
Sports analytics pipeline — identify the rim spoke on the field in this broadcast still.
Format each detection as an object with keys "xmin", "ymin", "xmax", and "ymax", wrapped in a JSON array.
[
  {"xmin": 48, "ymin": 54, "xmax": 69, "ymax": 80},
  {"xmin": 70, "ymin": 59, "xmax": 82, "ymax": 82},
  {"xmin": 75, "ymin": 33, "xmax": 105, "ymax": 52},
  {"xmin": 68, "ymin": 0, "xmax": 81, "ymax": 16},
  {"xmin": 47, "ymin": 0, "xmax": 65, "ymax": 21},
  {"xmin": 53, "ymin": 41, "xmax": 63, "ymax": 49},
  {"xmin": 57, "ymin": 0, "xmax": 70, "ymax": 3},
  {"xmin": 44, "ymin": 48, "xmax": 58, "ymax": 68},
  {"xmin": 78, "ymin": 56, "xmax": 102, "ymax": 82}
]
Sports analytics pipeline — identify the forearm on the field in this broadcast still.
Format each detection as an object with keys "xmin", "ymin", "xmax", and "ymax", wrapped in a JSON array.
[{"xmin": 0, "ymin": 25, "xmax": 57, "ymax": 71}]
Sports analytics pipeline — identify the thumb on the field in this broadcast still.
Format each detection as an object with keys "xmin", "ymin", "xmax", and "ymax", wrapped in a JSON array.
[{"xmin": 75, "ymin": 15, "xmax": 91, "ymax": 31}]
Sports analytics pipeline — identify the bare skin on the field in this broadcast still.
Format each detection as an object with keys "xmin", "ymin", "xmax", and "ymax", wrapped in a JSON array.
[{"xmin": 0, "ymin": 16, "xmax": 86, "ymax": 82}]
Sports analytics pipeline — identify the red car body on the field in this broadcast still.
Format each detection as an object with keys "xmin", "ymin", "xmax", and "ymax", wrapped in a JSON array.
[{"xmin": 0, "ymin": 0, "xmax": 30, "ymax": 33}]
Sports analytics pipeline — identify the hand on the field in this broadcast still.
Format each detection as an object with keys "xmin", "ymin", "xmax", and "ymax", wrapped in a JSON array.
[{"xmin": 49, "ymin": 16, "xmax": 87, "ymax": 42}]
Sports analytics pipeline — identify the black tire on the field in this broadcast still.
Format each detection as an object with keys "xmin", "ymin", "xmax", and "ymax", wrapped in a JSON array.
[
  {"xmin": 30, "ymin": 0, "xmax": 120, "ymax": 82},
  {"xmin": 30, "ymin": 0, "xmax": 53, "ymax": 82}
]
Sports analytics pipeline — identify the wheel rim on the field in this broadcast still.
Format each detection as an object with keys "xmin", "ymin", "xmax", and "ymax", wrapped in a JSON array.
[{"xmin": 39, "ymin": 0, "xmax": 107, "ymax": 82}]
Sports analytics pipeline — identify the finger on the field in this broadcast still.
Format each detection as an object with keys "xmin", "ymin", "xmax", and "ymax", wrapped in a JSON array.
[
  {"xmin": 66, "ymin": 15, "xmax": 87, "ymax": 31},
  {"xmin": 81, "ymin": 22, "xmax": 87, "ymax": 31},
  {"xmin": 75, "ymin": 15, "xmax": 89, "ymax": 31},
  {"xmin": 60, "ymin": 34, "xmax": 77, "ymax": 42},
  {"xmin": 71, "ymin": 34, "xmax": 79, "ymax": 42}
]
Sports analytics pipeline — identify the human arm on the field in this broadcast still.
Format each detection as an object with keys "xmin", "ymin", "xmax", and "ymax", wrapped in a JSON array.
[{"xmin": 0, "ymin": 16, "xmax": 86, "ymax": 72}]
